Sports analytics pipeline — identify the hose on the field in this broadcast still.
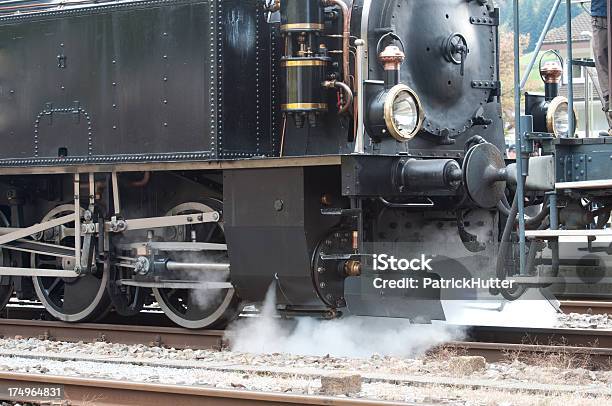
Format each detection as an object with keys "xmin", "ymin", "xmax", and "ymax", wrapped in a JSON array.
[
  {"xmin": 495, "ymin": 188, "xmax": 529, "ymax": 301},
  {"xmin": 496, "ymin": 196, "xmax": 550, "ymax": 229}
]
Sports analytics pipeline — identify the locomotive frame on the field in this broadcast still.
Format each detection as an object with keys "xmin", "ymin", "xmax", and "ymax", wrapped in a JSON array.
[{"xmin": 5, "ymin": 0, "xmax": 602, "ymax": 328}]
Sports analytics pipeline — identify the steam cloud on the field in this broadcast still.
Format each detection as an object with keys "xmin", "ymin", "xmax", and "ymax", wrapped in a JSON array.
[{"xmin": 225, "ymin": 285, "xmax": 465, "ymax": 358}]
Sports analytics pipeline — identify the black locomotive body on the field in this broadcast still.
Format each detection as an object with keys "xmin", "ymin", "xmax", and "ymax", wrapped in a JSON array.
[{"xmin": 0, "ymin": 0, "xmax": 510, "ymax": 327}]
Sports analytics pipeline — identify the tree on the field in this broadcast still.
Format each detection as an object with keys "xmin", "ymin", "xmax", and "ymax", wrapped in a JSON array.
[
  {"xmin": 498, "ymin": 27, "xmax": 531, "ymax": 133},
  {"xmin": 496, "ymin": 0, "xmax": 583, "ymax": 52}
]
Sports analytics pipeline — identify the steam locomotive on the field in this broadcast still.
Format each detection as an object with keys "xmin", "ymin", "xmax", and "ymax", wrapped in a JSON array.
[{"xmin": 0, "ymin": 0, "xmax": 543, "ymax": 328}]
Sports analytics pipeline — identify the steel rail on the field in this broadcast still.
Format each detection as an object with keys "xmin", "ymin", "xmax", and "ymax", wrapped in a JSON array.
[
  {"xmin": 559, "ymin": 300, "xmax": 612, "ymax": 315},
  {"xmin": 467, "ymin": 325, "xmax": 612, "ymax": 348},
  {"xmin": 0, "ymin": 319, "xmax": 225, "ymax": 349},
  {"xmin": 2, "ymin": 318, "xmax": 612, "ymax": 356},
  {"xmin": 0, "ymin": 373, "xmax": 410, "ymax": 406},
  {"xmin": 3, "ymin": 341, "xmax": 611, "ymax": 378},
  {"xmin": 447, "ymin": 341, "xmax": 612, "ymax": 368}
]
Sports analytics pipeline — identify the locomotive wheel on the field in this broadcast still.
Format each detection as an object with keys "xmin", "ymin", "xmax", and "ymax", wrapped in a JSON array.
[
  {"xmin": 0, "ymin": 211, "xmax": 14, "ymax": 311},
  {"xmin": 31, "ymin": 205, "xmax": 110, "ymax": 322},
  {"xmin": 108, "ymin": 260, "xmax": 146, "ymax": 317},
  {"xmin": 0, "ymin": 284, "xmax": 13, "ymax": 312},
  {"xmin": 152, "ymin": 201, "xmax": 241, "ymax": 329}
]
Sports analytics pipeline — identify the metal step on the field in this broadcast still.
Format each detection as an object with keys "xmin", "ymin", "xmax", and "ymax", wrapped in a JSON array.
[
  {"xmin": 526, "ymin": 229, "xmax": 612, "ymax": 239},
  {"xmin": 556, "ymin": 180, "xmax": 612, "ymax": 190}
]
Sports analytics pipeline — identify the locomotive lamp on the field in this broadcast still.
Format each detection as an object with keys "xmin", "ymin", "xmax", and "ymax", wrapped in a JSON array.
[
  {"xmin": 366, "ymin": 44, "xmax": 424, "ymax": 141},
  {"xmin": 525, "ymin": 59, "xmax": 576, "ymax": 137}
]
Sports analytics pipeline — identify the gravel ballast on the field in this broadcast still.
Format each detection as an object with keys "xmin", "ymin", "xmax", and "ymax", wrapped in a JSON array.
[{"xmin": 0, "ymin": 336, "xmax": 610, "ymax": 406}]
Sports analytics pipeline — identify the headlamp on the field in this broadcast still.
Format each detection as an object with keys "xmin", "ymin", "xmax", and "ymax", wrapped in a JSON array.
[
  {"xmin": 525, "ymin": 51, "xmax": 576, "ymax": 137},
  {"xmin": 367, "ymin": 84, "xmax": 424, "ymax": 142},
  {"xmin": 383, "ymin": 85, "xmax": 424, "ymax": 141},
  {"xmin": 546, "ymin": 96, "xmax": 571, "ymax": 137},
  {"xmin": 525, "ymin": 94, "xmax": 576, "ymax": 138}
]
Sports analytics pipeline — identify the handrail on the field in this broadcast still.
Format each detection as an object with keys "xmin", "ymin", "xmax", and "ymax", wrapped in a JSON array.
[{"xmin": 519, "ymin": 0, "xmax": 563, "ymax": 89}]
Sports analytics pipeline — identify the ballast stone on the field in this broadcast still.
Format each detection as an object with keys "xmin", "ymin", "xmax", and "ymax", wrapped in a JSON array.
[
  {"xmin": 320, "ymin": 373, "xmax": 362, "ymax": 395},
  {"xmin": 449, "ymin": 356, "xmax": 487, "ymax": 375}
]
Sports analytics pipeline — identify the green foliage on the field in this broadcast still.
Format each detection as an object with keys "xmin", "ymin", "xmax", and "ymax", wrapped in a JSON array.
[{"xmin": 495, "ymin": 0, "xmax": 585, "ymax": 52}]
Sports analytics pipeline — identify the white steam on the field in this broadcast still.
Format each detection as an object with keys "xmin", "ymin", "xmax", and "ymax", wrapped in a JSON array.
[
  {"xmin": 225, "ymin": 286, "xmax": 464, "ymax": 358},
  {"xmin": 172, "ymin": 251, "xmax": 230, "ymax": 310}
]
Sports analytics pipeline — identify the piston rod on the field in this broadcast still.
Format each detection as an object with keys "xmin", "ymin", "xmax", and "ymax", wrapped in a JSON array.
[{"xmin": 164, "ymin": 261, "xmax": 230, "ymax": 273}]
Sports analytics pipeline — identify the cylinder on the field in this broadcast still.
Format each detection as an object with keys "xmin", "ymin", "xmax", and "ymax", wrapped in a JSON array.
[
  {"xmin": 280, "ymin": 0, "xmax": 324, "ymax": 33},
  {"xmin": 281, "ymin": 57, "xmax": 329, "ymax": 115},
  {"xmin": 396, "ymin": 159, "xmax": 462, "ymax": 192}
]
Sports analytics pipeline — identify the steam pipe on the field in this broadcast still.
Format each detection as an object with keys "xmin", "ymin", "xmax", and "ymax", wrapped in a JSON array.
[
  {"xmin": 129, "ymin": 171, "xmax": 151, "ymax": 188},
  {"xmin": 354, "ymin": 39, "xmax": 365, "ymax": 154},
  {"xmin": 322, "ymin": 0, "xmax": 351, "ymax": 88},
  {"xmin": 324, "ymin": 80, "xmax": 353, "ymax": 114}
]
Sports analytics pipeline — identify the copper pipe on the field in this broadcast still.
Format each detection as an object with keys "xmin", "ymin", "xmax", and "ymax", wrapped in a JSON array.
[
  {"xmin": 323, "ymin": 0, "xmax": 352, "ymax": 89},
  {"xmin": 323, "ymin": 80, "xmax": 353, "ymax": 114}
]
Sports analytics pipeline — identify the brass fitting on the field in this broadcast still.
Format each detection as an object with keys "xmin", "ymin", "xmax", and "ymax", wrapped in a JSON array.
[
  {"xmin": 344, "ymin": 260, "xmax": 362, "ymax": 277},
  {"xmin": 379, "ymin": 45, "xmax": 405, "ymax": 71},
  {"xmin": 540, "ymin": 61, "xmax": 563, "ymax": 84}
]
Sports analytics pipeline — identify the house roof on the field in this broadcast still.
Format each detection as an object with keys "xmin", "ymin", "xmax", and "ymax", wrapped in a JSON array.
[{"xmin": 544, "ymin": 12, "xmax": 592, "ymax": 45}]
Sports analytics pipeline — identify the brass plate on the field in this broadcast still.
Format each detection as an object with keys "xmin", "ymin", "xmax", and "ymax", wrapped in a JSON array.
[
  {"xmin": 281, "ymin": 103, "xmax": 328, "ymax": 110},
  {"xmin": 280, "ymin": 23, "xmax": 324, "ymax": 31}
]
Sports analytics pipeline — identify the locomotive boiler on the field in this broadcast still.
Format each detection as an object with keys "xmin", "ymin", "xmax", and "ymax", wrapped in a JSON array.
[{"xmin": 0, "ymin": 0, "xmax": 511, "ymax": 328}]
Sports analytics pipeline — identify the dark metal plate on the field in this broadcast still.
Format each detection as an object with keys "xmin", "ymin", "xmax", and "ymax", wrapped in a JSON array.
[{"xmin": 463, "ymin": 143, "xmax": 506, "ymax": 208}]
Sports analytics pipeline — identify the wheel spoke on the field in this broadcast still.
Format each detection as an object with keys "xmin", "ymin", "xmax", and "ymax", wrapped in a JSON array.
[
  {"xmin": 203, "ymin": 224, "xmax": 216, "ymax": 243},
  {"xmin": 154, "ymin": 201, "xmax": 239, "ymax": 329},
  {"xmin": 32, "ymin": 205, "xmax": 109, "ymax": 322},
  {"xmin": 46, "ymin": 278, "xmax": 62, "ymax": 294}
]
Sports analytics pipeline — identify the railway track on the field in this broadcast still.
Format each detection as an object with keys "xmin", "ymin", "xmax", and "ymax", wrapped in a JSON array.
[
  {"xmin": 1, "ymin": 319, "xmax": 612, "ymax": 366},
  {"xmin": 1, "ymin": 318, "xmax": 612, "ymax": 404},
  {"xmin": 559, "ymin": 300, "xmax": 612, "ymax": 315},
  {"xmin": 0, "ymin": 318, "xmax": 225, "ymax": 349},
  {"xmin": 0, "ymin": 372, "xmax": 412, "ymax": 406}
]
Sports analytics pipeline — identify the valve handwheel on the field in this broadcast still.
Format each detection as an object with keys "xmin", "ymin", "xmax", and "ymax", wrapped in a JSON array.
[{"xmin": 444, "ymin": 33, "xmax": 469, "ymax": 76}]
